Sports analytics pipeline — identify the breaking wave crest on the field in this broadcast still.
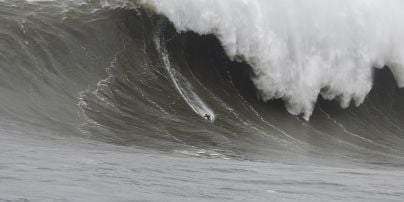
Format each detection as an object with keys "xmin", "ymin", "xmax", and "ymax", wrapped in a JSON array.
[{"xmin": 139, "ymin": 0, "xmax": 404, "ymax": 120}]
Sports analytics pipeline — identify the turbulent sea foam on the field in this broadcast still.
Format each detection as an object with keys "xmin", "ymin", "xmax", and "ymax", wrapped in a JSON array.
[{"xmin": 138, "ymin": 0, "xmax": 404, "ymax": 120}]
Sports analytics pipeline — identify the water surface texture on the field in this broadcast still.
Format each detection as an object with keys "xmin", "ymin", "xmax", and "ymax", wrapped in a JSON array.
[{"xmin": 1, "ymin": 0, "xmax": 404, "ymax": 201}]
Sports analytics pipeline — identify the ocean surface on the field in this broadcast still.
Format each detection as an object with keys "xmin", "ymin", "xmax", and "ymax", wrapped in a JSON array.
[{"xmin": 1, "ymin": 0, "xmax": 404, "ymax": 201}]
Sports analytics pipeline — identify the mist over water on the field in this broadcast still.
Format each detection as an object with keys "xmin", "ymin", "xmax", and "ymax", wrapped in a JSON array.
[{"xmin": 0, "ymin": 0, "xmax": 404, "ymax": 201}]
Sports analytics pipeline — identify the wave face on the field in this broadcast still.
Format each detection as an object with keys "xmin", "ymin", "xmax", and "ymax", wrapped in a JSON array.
[{"xmin": 139, "ymin": 0, "xmax": 404, "ymax": 120}]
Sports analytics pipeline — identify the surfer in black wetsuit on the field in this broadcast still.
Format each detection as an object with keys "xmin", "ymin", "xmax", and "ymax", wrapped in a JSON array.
[{"xmin": 204, "ymin": 114, "xmax": 211, "ymax": 121}]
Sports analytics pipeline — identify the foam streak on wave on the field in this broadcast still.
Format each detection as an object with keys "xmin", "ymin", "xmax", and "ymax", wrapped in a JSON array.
[
  {"xmin": 154, "ymin": 27, "xmax": 215, "ymax": 121},
  {"xmin": 138, "ymin": 0, "xmax": 404, "ymax": 120}
]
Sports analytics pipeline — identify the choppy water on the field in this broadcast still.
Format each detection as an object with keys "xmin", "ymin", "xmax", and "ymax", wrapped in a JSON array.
[{"xmin": 1, "ymin": 0, "xmax": 404, "ymax": 201}]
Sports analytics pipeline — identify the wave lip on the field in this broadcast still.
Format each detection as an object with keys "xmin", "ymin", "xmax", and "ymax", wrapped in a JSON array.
[{"xmin": 138, "ymin": 0, "xmax": 404, "ymax": 119}]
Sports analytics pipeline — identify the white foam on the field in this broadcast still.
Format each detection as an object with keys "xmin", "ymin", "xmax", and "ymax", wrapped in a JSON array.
[{"xmin": 138, "ymin": 0, "xmax": 404, "ymax": 120}]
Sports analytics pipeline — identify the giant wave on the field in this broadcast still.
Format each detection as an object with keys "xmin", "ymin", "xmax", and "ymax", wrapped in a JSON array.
[
  {"xmin": 2, "ymin": 0, "xmax": 404, "ymax": 200},
  {"xmin": 0, "ymin": 0, "xmax": 404, "ymax": 165}
]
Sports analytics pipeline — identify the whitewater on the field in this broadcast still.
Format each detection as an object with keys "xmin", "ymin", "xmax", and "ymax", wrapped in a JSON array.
[
  {"xmin": 139, "ymin": 0, "xmax": 404, "ymax": 119},
  {"xmin": 1, "ymin": 0, "xmax": 404, "ymax": 201}
]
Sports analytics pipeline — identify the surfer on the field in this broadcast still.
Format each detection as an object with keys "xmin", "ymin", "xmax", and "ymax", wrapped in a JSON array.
[{"xmin": 204, "ymin": 114, "xmax": 211, "ymax": 121}]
